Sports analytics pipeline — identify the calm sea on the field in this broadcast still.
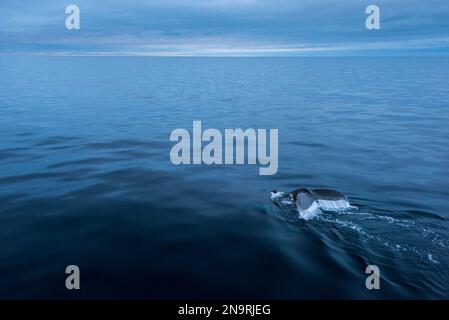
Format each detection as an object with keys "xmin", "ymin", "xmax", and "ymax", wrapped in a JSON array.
[{"xmin": 0, "ymin": 56, "xmax": 448, "ymax": 298}]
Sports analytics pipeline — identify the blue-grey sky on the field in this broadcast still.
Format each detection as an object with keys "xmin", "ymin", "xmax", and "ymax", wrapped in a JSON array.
[{"xmin": 1, "ymin": 0, "xmax": 449, "ymax": 56}]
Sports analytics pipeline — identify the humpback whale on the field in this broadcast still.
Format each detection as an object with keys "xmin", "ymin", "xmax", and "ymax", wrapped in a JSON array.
[{"xmin": 270, "ymin": 188, "xmax": 352, "ymax": 220}]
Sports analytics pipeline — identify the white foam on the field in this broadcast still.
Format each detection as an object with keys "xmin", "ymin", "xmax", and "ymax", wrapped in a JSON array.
[
  {"xmin": 270, "ymin": 191, "xmax": 284, "ymax": 201},
  {"xmin": 298, "ymin": 199, "xmax": 353, "ymax": 220},
  {"xmin": 427, "ymin": 254, "xmax": 438, "ymax": 264},
  {"xmin": 316, "ymin": 199, "xmax": 353, "ymax": 211}
]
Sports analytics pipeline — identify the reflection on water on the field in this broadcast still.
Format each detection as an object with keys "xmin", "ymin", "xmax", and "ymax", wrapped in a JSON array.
[{"xmin": 0, "ymin": 56, "xmax": 448, "ymax": 298}]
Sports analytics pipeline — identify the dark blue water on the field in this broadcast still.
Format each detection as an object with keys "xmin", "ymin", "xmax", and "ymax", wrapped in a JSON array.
[{"xmin": 1, "ymin": 56, "xmax": 448, "ymax": 299}]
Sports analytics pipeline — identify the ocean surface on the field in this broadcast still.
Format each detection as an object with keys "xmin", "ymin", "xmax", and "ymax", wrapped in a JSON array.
[{"xmin": 0, "ymin": 56, "xmax": 448, "ymax": 299}]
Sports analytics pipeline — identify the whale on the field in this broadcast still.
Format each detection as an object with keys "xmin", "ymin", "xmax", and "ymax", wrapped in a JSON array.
[{"xmin": 270, "ymin": 188, "xmax": 352, "ymax": 219}]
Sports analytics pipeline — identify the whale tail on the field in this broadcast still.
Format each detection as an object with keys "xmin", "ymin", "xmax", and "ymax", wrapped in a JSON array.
[
  {"xmin": 295, "ymin": 188, "xmax": 351, "ymax": 219},
  {"xmin": 271, "ymin": 188, "xmax": 352, "ymax": 220}
]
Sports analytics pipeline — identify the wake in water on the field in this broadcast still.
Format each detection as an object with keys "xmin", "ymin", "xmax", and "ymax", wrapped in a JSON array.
[
  {"xmin": 270, "ymin": 188, "xmax": 355, "ymax": 220},
  {"xmin": 269, "ymin": 188, "xmax": 449, "ymax": 269}
]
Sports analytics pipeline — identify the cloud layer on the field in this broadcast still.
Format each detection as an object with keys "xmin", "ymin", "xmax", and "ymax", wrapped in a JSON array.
[{"xmin": 1, "ymin": 0, "xmax": 449, "ymax": 55}]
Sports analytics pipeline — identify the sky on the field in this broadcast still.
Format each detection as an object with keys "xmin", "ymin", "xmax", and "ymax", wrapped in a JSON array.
[{"xmin": 1, "ymin": 0, "xmax": 449, "ymax": 56}]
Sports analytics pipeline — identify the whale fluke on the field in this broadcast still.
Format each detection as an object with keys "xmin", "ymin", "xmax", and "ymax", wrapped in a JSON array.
[{"xmin": 270, "ymin": 187, "xmax": 352, "ymax": 219}]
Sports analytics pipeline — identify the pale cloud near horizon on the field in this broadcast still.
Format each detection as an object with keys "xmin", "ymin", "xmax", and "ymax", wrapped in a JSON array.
[{"xmin": 21, "ymin": 36, "xmax": 447, "ymax": 57}]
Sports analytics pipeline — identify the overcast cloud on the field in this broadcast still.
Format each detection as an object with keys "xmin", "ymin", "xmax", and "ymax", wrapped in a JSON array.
[{"xmin": 1, "ymin": 0, "xmax": 448, "ymax": 55}]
